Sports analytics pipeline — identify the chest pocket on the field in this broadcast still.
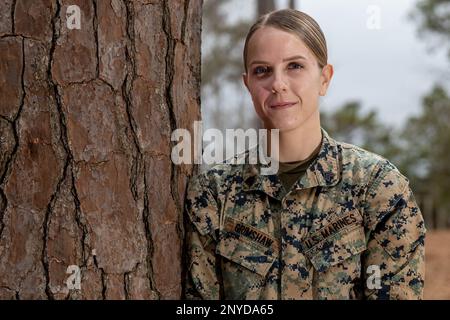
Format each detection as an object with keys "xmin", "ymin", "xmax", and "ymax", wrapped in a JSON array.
[
  {"xmin": 216, "ymin": 232, "xmax": 278, "ymax": 276},
  {"xmin": 218, "ymin": 217, "xmax": 278, "ymax": 266},
  {"xmin": 303, "ymin": 222, "xmax": 367, "ymax": 273},
  {"xmin": 215, "ymin": 216, "xmax": 280, "ymax": 298},
  {"xmin": 216, "ymin": 230, "xmax": 278, "ymax": 299}
]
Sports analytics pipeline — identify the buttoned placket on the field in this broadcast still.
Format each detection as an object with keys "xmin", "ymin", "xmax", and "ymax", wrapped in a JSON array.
[
  {"xmin": 265, "ymin": 181, "xmax": 312, "ymax": 299},
  {"xmin": 281, "ymin": 186, "xmax": 312, "ymax": 299},
  {"xmin": 240, "ymin": 128, "xmax": 341, "ymax": 299}
]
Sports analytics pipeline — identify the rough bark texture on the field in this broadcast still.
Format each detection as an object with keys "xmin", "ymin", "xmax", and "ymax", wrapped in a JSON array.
[{"xmin": 0, "ymin": 0, "xmax": 201, "ymax": 299}]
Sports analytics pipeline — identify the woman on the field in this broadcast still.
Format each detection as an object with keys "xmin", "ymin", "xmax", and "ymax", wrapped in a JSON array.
[{"xmin": 184, "ymin": 9, "xmax": 425, "ymax": 300}]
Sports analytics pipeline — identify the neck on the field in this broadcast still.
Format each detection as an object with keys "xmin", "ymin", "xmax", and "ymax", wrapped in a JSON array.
[{"xmin": 267, "ymin": 110, "xmax": 322, "ymax": 163}]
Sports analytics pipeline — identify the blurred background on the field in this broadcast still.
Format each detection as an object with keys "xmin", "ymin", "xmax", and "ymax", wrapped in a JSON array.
[{"xmin": 201, "ymin": 0, "xmax": 450, "ymax": 299}]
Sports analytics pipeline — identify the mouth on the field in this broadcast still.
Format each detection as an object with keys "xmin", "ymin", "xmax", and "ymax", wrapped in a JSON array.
[{"xmin": 269, "ymin": 101, "xmax": 297, "ymax": 109}]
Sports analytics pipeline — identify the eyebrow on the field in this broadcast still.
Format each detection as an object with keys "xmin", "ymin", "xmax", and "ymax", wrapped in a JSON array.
[{"xmin": 250, "ymin": 55, "xmax": 307, "ymax": 66}]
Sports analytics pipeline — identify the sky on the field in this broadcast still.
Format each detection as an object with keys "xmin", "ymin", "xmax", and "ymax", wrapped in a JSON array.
[{"xmin": 203, "ymin": 0, "xmax": 449, "ymax": 130}]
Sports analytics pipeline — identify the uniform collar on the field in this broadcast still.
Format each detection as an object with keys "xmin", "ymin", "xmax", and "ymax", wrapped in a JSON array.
[{"xmin": 241, "ymin": 128, "xmax": 341, "ymax": 199}]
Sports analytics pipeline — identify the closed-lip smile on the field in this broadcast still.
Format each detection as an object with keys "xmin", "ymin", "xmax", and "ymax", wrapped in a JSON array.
[{"xmin": 269, "ymin": 101, "xmax": 297, "ymax": 109}]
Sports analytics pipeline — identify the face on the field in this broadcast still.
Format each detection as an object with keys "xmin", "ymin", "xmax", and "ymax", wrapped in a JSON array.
[{"xmin": 242, "ymin": 26, "xmax": 333, "ymax": 132}]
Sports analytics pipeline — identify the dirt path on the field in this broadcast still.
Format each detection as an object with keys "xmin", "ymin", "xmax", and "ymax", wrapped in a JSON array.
[{"xmin": 424, "ymin": 230, "xmax": 450, "ymax": 299}]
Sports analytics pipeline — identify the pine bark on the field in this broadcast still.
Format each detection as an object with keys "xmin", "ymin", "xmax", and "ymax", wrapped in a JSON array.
[{"xmin": 0, "ymin": 0, "xmax": 202, "ymax": 299}]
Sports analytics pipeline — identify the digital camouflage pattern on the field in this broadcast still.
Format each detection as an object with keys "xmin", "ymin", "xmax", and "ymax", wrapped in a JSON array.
[{"xmin": 184, "ymin": 129, "xmax": 426, "ymax": 300}]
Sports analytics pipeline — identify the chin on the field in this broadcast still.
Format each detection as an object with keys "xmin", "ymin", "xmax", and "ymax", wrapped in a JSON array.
[
  {"xmin": 278, "ymin": 126, "xmax": 300, "ymax": 133},
  {"xmin": 264, "ymin": 123, "xmax": 298, "ymax": 132}
]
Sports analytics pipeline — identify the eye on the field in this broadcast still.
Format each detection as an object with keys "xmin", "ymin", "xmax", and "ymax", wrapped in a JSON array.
[
  {"xmin": 288, "ymin": 62, "xmax": 303, "ymax": 70},
  {"xmin": 253, "ymin": 66, "xmax": 270, "ymax": 75}
]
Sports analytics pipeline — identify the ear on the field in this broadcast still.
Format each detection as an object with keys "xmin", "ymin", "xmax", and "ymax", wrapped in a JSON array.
[
  {"xmin": 319, "ymin": 64, "xmax": 334, "ymax": 96},
  {"xmin": 242, "ymin": 72, "xmax": 249, "ymax": 91}
]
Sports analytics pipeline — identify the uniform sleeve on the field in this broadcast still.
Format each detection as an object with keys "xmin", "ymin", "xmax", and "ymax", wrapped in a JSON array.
[
  {"xmin": 362, "ymin": 161, "xmax": 426, "ymax": 300},
  {"xmin": 184, "ymin": 172, "xmax": 223, "ymax": 300}
]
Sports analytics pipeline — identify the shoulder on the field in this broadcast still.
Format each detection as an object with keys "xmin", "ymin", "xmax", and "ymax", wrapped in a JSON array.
[
  {"xmin": 333, "ymin": 138, "xmax": 416, "ymax": 220},
  {"xmin": 185, "ymin": 154, "xmax": 248, "ymax": 237},
  {"xmin": 338, "ymin": 140, "xmax": 396, "ymax": 174},
  {"xmin": 335, "ymin": 139, "xmax": 409, "ymax": 192},
  {"xmin": 334, "ymin": 140, "xmax": 419, "ymax": 229},
  {"xmin": 189, "ymin": 145, "xmax": 256, "ymax": 193},
  {"xmin": 188, "ymin": 163, "xmax": 243, "ymax": 198}
]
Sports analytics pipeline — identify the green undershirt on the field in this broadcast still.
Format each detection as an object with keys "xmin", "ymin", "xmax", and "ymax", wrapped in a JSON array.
[{"xmin": 277, "ymin": 139, "xmax": 322, "ymax": 193}]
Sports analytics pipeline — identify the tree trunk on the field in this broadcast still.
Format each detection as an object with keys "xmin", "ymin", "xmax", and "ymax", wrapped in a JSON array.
[
  {"xmin": 289, "ymin": 0, "xmax": 296, "ymax": 9},
  {"xmin": 257, "ymin": 0, "xmax": 276, "ymax": 16},
  {"xmin": 0, "ymin": 0, "xmax": 202, "ymax": 300}
]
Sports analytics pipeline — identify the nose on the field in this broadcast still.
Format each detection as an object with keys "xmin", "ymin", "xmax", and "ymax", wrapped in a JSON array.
[{"xmin": 270, "ymin": 70, "xmax": 288, "ymax": 93}]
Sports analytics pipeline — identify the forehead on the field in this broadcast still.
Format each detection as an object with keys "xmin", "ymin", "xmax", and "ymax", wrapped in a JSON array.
[{"xmin": 247, "ymin": 26, "xmax": 315, "ymax": 63}]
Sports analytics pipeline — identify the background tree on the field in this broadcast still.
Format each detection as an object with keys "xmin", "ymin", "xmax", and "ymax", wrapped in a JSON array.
[
  {"xmin": 401, "ymin": 86, "xmax": 450, "ymax": 228},
  {"xmin": 408, "ymin": 0, "xmax": 450, "ymax": 228},
  {"xmin": 321, "ymin": 101, "xmax": 402, "ymax": 165},
  {"xmin": 410, "ymin": 0, "xmax": 450, "ymax": 59},
  {"xmin": 257, "ymin": 0, "xmax": 276, "ymax": 15},
  {"xmin": 0, "ymin": 0, "xmax": 202, "ymax": 299}
]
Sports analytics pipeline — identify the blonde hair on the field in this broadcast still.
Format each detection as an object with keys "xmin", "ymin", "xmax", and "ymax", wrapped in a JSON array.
[{"xmin": 243, "ymin": 9, "xmax": 328, "ymax": 72}]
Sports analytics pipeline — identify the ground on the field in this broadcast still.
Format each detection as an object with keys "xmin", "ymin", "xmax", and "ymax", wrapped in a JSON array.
[{"xmin": 424, "ymin": 229, "xmax": 450, "ymax": 300}]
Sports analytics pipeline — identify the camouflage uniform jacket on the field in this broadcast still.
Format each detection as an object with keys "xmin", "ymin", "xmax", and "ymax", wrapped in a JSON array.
[{"xmin": 184, "ymin": 129, "xmax": 426, "ymax": 300}]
